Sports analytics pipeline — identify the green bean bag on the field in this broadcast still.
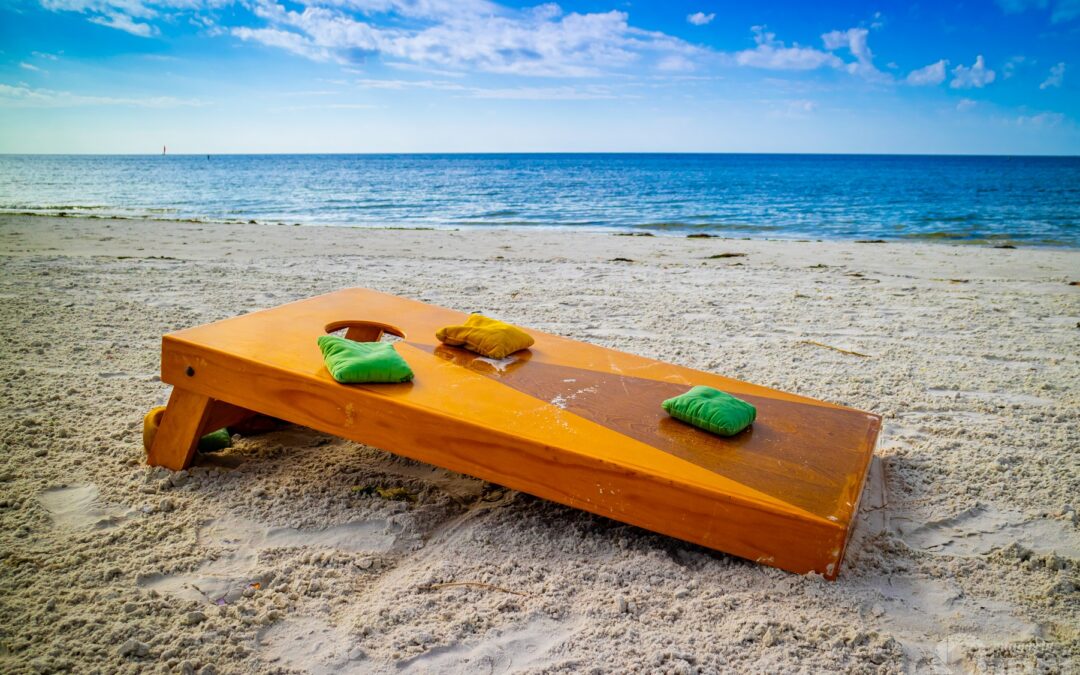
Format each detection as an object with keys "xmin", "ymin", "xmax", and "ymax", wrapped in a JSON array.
[
  {"xmin": 142, "ymin": 406, "xmax": 232, "ymax": 454},
  {"xmin": 662, "ymin": 386, "xmax": 756, "ymax": 436},
  {"xmin": 317, "ymin": 335, "xmax": 414, "ymax": 384}
]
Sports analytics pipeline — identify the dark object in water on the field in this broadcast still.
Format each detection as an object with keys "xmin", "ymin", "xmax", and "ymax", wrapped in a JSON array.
[
  {"xmin": 610, "ymin": 257, "xmax": 635, "ymax": 262},
  {"xmin": 855, "ymin": 239, "xmax": 886, "ymax": 243},
  {"xmin": 706, "ymin": 253, "xmax": 747, "ymax": 259},
  {"xmin": 994, "ymin": 244, "xmax": 1017, "ymax": 249},
  {"xmin": 687, "ymin": 233, "xmax": 716, "ymax": 239}
]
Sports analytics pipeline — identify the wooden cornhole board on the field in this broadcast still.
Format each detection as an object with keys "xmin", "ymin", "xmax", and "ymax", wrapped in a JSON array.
[{"xmin": 149, "ymin": 288, "xmax": 880, "ymax": 578}]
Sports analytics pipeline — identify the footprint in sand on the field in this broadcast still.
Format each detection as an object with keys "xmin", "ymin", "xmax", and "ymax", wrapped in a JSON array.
[
  {"xmin": 893, "ymin": 505, "xmax": 1079, "ymax": 558},
  {"xmin": 861, "ymin": 575, "xmax": 1042, "ymax": 669},
  {"xmin": 253, "ymin": 599, "xmax": 583, "ymax": 673},
  {"xmin": 38, "ymin": 484, "xmax": 131, "ymax": 530},
  {"xmin": 139, "ymin": 517, "xmax": 407, "ymax": 604},
  {"xmin": 924, "ymin": 388, "xmax": 1054, "ymax": 407},
  {"xmin": 257, "ymin": 617, "xmax": 366, "ymax": 675},
  {"xmin": 395, "ymin": 617, "xmax": 581, "ymax": 674}
]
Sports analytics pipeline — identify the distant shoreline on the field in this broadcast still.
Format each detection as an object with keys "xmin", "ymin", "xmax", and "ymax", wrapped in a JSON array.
[
  {"xmin": 2, "ymin": 152, "xmax": 1080, "ymax": 158},
  {"xmin": 0, "ymin": 211, "xmax": 1074, "ymax": 249}
]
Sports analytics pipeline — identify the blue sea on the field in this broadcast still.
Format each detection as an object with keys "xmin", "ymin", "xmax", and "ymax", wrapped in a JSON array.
[{"xmin": 1, "ymin": 154, "xmax": 1078, "ymax": 245}]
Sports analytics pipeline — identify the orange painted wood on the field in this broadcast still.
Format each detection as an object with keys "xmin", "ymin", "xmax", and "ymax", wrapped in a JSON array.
[
  {"xmin": 152, "ymin": 288, "xmax": 881, "ymax": 578},
  {"xmin": 200, "ymin": 400, "xmax": 257, "ymax": 436},
  {"xmin": 147, "ymin": 387, "xmax": 213, "ymax": 471}
]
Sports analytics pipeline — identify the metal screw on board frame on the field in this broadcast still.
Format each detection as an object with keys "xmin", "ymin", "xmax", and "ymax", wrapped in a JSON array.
[{"xmin": 186, "ymin": 366, "xmax": 195, "ymax": 377}]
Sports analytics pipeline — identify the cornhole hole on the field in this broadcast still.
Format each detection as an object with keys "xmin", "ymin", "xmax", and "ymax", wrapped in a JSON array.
[{"xmin": 148, "ymin": 288, "xmax": 880, "ymax": 578}]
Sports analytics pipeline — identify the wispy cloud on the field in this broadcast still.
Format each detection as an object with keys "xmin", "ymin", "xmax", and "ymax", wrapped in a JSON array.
[
  {"xmin": 88, "ymin": 11, "xmax": 158, "ymax": 37},
  {"xmin": 1002, "ymin": 55, "xmax": 1030, "ymax": 79},
  {"xmin": 232, "ymin": 26, "xmax": 337, "ymax": 62},
  {"xmin": 734, "ymin": 26, "xmax": 841, "ymax": 71},
  {"xmin": 467, "ymin": 84, "xmax": 624, "ymax": 100},
  {"xmin": 687, "ymin": 12, "xmax": 714, "ymax": 26},
  {"xmin": 19, "ymin": 62, "xmax": 43, "ymax": 72},
  {"xmin": 355, "ymin": 78, "xmax": 465, "ymax": 91},
  {"xmin": 1040, "ymin": 62, "xmax": 1066, "ymax": 89},
  {"xmin": 0, "ymin": 83, "xmax": 205, "ymax": 108},
  {"xmin": 956, "ymin": 98, "xmax": 977, "ymax": 111},
  {"xmin": 731, "ymin": 24, "xmax": 890, "ymax": 82},
  {"xmin": 821, "ymin": 27, "xmax": 887, "ymax": 81},
  {"xmin": 1016, "ymin": 111, "xmax": 1065, "ymax": 125},
  {"xmin": 906, "ymin": 59, "xmax": 947, "ymax": 86},
  {"xmin": 229, "ymin": 1, "xmax": 700, "ymax": 77},
  {"xmin": 354, "ymin": 77, "xmax": 627, "ymax": 99},
  {"xmin": 950, "ymin": 55, "xmax": 996, "ymax": 89},
  {"xmin": 35, "ymin": 0, "xmax": 227, "ymax": 37},
  {"xmin": 656, "ymin": 54, "xmax": 696, "ymax": 72},
  {"xmin": 273, "ymin": 102, "xmax": 380, "ymax": 111},
  {"xmin": 764, "ymin": 98, "xmax": 818, "ymax": 118}
]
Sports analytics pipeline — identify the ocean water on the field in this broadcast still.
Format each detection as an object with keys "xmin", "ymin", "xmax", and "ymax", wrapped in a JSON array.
[{"xmin": 1, "ymin": 154, "xmax": 1077, "ymax": 245}]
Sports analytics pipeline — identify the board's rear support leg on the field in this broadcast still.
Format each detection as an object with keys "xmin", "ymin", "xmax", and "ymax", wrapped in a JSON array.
[
  {"xmin": 200, "ymin": 400, "xmax": 257, "ymax": 437},
  {"xmin": 147, "ymin": 387, "xmax": 212, "ymax": 470}
]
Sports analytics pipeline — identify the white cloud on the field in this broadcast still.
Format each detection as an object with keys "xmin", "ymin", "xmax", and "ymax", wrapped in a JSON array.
[
  {"xmin": 274, "ymin": 102, "xmax": 380, "ymax": 111},
  {"xmin": 656, "ymin": 54, "xmax": 695, "ymax": 72},
  {"xmin": 37, "ymin": 0, "xmax": 230, "ymax": 37},
  {"xmin": 0, "ymin": 83, "xmax": 205, "ymax": 108},
  {"xmin": 467, "ymin": 84, "xmax": 622, "ymax": 99},
  {"xmin": 687, "ymin": 12, "xmax": 714, "ymax": 26},
  {"xmin": 1003, "ymin": 55, "xmax": 1030, "ymax": 79},
  {"xmin": 229, "ymin": 1, "xmax": 701, "ymax": 77},
  {"xmin": 906, "ymin": 59, "xmax": 947, "ymax": 86},
  {"xmin": 734, "ymin": 26, "xmax": 841, "ymax": 70},
  {"xmin": 19, "ymin": 62, "xmax": 43, "ymax": 72},
  {"xmin": 956, "ymin": 98, "xmax": 977, "ymax": 111},
  {"xmin": 731, "ymin": 24, "xmax": 891, "ymax": 80},
  {"xmin": 32, "ymin": 51, "xmax": 61, "ymax": 61},
  {"xmin": 821, "ymin": 27, "xmax": 887, "ymax": 81},
  {"xmin": 317, "ymin": 0, "xmax": 496, "ymax": 19},
  {"xmin": 355, "ymin": 77, "xmax": 465, "ymax": 90},
  {"xmin": 1040, "ymin": 62, "xmax": 1066, "ymax": 89},
  {"xmin": 232, "ymin": 26, "xmax": 338, "ymax": 62},
  {"xmin": 950, "ymin": 55, "xmax": 996, "ymax": 89},
  {"xmin": 87, "ymin": 11, "xmax": 159, "ymax": 36},
  {"xmin": 1016, "ymin": 111, "xmax": 1065, "ymax": 125},
  {"xmin": 353, "ymin": 76, "xmax": 626, "ymax": 99},
  {"xmin": 773, "ymin": 98, "xmax": 817, "ymax": 117}
]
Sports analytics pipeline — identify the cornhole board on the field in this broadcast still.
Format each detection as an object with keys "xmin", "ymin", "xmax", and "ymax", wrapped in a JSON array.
[{"xmin": 148, "ymin": 288, "xmax": 880, "ymax": 579}]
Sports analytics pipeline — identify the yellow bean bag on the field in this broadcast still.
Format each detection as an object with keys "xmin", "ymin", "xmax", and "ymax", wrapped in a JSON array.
[
  {"xmin": 435, "ymin": 314, "xmax": 534, "ymax": 359},
  {"xmin": 142, "ymin": 406, "xmax": 231, "ymax": 454}
]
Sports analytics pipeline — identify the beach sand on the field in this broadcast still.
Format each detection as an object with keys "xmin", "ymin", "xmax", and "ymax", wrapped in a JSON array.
[{"xmin": 1, "ymin": 214, "xmax": 1077, "ymax": 674}]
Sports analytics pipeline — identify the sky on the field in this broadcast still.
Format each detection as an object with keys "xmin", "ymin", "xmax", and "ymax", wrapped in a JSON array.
[{"xmin": 0, "ymin": 0, "xmax": 1078, "ymax": 154}]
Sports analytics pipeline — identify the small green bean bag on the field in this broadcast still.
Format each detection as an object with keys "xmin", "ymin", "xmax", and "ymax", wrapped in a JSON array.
[
  {"xmin": 142, "ymin": 406, "xmax": 232, "ymax": 454},
  {"xmin": 661, "ymin": 386, "xmax": 756, "ymax": 436},
  {"xmin": 317, "ymin": 335, "xmax": 414, "ymax": 384}
]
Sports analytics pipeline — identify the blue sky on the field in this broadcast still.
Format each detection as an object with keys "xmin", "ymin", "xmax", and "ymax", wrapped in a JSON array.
[{"xmin": 1, "ymin": 0, "xmax": 1078, "ymax": 154}]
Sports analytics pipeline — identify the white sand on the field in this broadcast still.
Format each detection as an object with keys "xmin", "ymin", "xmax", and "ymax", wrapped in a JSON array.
[{"xmin": 1, "ymin": 215, "xmax": 1077, "ymax": 674}]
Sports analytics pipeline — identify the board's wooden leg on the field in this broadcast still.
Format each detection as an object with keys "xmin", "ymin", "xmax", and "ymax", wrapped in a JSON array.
[
  {"xmin": 147, "ymin": 387, "xmax": 213, "ymax": 470},
  {"xmin": 200, "ymin": 400, "xmax": 257, "ymax": 437}
]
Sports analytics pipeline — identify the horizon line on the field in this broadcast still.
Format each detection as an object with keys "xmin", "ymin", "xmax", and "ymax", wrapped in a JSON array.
[{"xmin": 2, "ymin": 151, "xmax": 1079, "ymax": 158}]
